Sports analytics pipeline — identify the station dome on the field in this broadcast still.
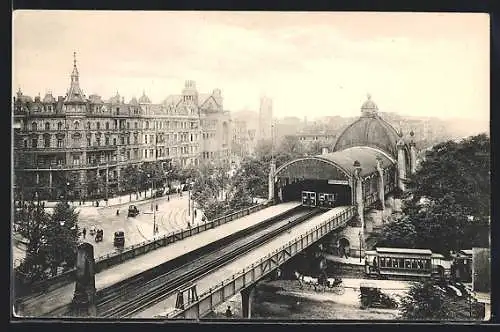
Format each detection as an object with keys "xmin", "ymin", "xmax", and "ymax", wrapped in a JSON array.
[{"xmin": 333, "ymin": 95, "xmax": 401, "ymax": 157}]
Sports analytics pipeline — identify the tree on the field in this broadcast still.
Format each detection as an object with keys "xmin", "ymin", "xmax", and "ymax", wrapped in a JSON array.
[
  {"xmin": 379, "ymin": 134, "xmax": 490, "ymax": 254},
  {"xmin": 15, "ymin": 201, "xmax": 51, "ymax": 284},
  {"xmin": 120, "ymin": 164, "xmax": 140, "ymax": 200},
  {"xmin": 375, "ymin": 215, "xmax": 418, "ymax": 248},
  {"xmin": 399, "ymin": 281, "xmax": 484, "ymax": 320},
  {"xmin": 44, "ymin": 202, "xmax": 80, "ymax": 275}
]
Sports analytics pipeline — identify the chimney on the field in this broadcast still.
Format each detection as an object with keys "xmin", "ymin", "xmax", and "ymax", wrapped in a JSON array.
[{"xmin": 322, "ymin": 147, "xmax": 329, "ymax": 155}]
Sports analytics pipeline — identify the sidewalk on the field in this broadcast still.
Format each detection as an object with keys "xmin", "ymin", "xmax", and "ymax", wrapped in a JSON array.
[
  {"xmin": 325, "ymin": 254, "xmax": 365, "ymax": 266},
  {"xmin": 16, "ymin": 188, "xmax": 162, "ymax": 210}
]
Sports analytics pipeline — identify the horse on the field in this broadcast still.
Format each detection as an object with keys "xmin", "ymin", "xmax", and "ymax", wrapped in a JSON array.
[{"xmin": 294, "ymin": 271, "xmax": 325, "ymax": 292}]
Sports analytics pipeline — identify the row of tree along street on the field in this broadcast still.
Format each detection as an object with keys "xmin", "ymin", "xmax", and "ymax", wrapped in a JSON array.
[{"xmin": 14, "ymin": 161, "xmax": 197, "ymax": 202}]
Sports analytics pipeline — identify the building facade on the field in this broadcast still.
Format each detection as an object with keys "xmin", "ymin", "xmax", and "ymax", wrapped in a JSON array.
[{"xmin": 13, "ymin": 53, "xmax": 231, "ymax": 200}]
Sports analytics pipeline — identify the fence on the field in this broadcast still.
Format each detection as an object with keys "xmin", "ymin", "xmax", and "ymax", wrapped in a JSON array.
[
  {"xmin": 170, "ymin": 205, "xmax": 356, "ymax": 319},
  {"xmin": 17, "ymin": 200, "xmax": 273, "ymax": 297}
]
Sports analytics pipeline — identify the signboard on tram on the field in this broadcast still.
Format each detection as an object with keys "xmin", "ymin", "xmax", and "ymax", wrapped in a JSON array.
[{"xmin": 328, "ymin": 179, "xmax": 348, "ymax": 185}]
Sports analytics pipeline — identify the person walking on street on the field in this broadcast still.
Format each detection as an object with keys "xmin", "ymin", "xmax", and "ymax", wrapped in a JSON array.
[
  {"xmin": 194, "ymin": 209, "xmax": 197, "ymax": 218},
  {"xmin": 82, "ymin": 227, "xmax": 86, "ymax": 239}
]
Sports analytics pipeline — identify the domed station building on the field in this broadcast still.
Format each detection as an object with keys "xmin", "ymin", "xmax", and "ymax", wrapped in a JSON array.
[{"xmin": 270, "ymin": 95, "xmax": 418, "ymax": 257}]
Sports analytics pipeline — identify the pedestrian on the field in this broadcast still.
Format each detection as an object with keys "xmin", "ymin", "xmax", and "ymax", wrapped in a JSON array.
[
  {"xmin": 155, "ymin": 224, "xmax": 159, "ymax": 234},
  {"xmin": 116, "ymin": 209, "xmax": 120, "ymax": 216},
  {"xmin": 225, "ymin": 306, "xmax": 232, "ymax": 318},
  {"xmin": 156, "ymin": 204, "xmax": 159, "ymax": 211},
  {"xmin": 344, "ymin": 248, "xmax": 349, "ymax": 259},
  {"xmin": 167, "ymin": 195, "xmax": 170, "ymax": 202},
  {"xmin": 82, "ymin": 227, "xmax": 86, "ymax": 239},
  {"xmin": 187, "ymin": 222, "xmax": 191, "ymax": 229},
  {"xmin": 194, "ymin": 209, "xmax": 197, "ymax": 218}
]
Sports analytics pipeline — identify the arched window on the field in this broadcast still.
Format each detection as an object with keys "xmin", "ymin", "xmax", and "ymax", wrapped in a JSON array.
[
  {"xmin": 44, "ymin": 134, "xmax": 51, "ymax": 148},
  {"xmin": 97, "ymin": 122, "xmax": 101, "ymax": 130},
  {"xmin": 146, "ymin": 121, "xmax": 149, "ymax": 129},
  {"xmin": 106, "ymin": 122, "xmax": 109, "ymax": 130},
  {"xmin": 31, "ymin": 122, "xmax": 37, "ymax": 131},
  {"xmin": 45, "ymin": 122, "xmax": 50, "ymax": 131},
  {"xmin": 135, "ymin": 122, "xmax": 138, "ymax": 129},
  {"xmin": 74, "ymin": 121, "xmax": 80, "ymax": 130},
  {"xmin": 57, "ymin": 122, "xmax": 62, "ymax": 130},
  {"xmin": 87, "ymin": 121, "xmax": 91, "ymax": 129}
]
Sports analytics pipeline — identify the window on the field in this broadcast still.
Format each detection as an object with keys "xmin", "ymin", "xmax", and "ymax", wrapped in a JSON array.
[
  {"xmin": 134, "ymin": 135, "xmax": 138, "ymax": 144},
  {"xmin": 404, "ymin": 259, "xmax": 411, "ymax": 269},
  {"xmin": 135, "ymin": 122, "xmax": 138, "ymax": 129},
  {"xmin": 120, "ymin": 137, "xmax": 124, "ymax": 145},
  {"xmin": 32, "ymin": 122, "xmax": 37, "ymax": 131},
  {"xmin": 87, "ymin": 121, "xmax": 91, "ymax": 129},
  {"xmin": 87, "ymin": 138, "xmax": 91, "ymax": 146},
  {"xmin": 380, "ymin": 257, "xmax": 385, "ymax": 268},
  {"xmin": 126, "ymin": 150, "xmax": 130, "ymax": 160},
  {"xmin": 145, "ymin": 135, "xmax": 148, "ymax": 144},
  {"xmin": 116, "ymin": 107, "xmax": 120, "ymax": 115},
  {"xmin": 74, "ymin": 121, "xmax": 80, "ymax": 130},
  {"xmin": 105, "ymin": 137, "xmax": 110, "ymax": 145},
  {"xmin": 97, "ymin": 122, "xmax": 100, "ymax": 130},
  {"xmin": 73, "ymin": 155, "xmax": 80, "ymax": 166},
  {"xmin": 57, "ymin": 139, "xmax": 63, "ymax": 148},
  {"xmin": 146, "ymin": 121, "xmax": 149, "ymax": 129},
  {"xmin": 32, "ymin": 138, "xmax": 38, "ymax": 148},
  {"xmin": 23, "ymin": 140, "xmax": 28, "ymax": 148},
  {"xmin": 96, "ymin": 137, "xmax": 101, "ymax": 146},
  {"xmin": 113, "ymin": 138, "xmax": 117, "ymax": 145},
  {"xmin": 106, "ymin": 122, "xmax": 109, "ymax": 130},
  {"xmin": 45, "ymin": 122, "xmax": 50, "ymax": 131},
  {"xmin": 127, "ymin": 122, "xmax": 130, "ymax": 129},
  {"xmin": 127, "ymin": 136, "xmax": 130, "ymax": 145},
  {"xmin": 44, "ymin": 135, "xmax": 51, "ymax": 147},
  {"xmin": 57, "ymin": 122, "xmax": 62, "ymax": 130},
  {"xmin": 145, "ymin": 150, "xmax": 148, "ymax": 158}
]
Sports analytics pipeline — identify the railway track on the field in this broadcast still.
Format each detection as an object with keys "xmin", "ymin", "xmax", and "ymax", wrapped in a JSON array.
[{"xmin": 96, "ymin": 207, "xmax": 322, "ymax": 318}]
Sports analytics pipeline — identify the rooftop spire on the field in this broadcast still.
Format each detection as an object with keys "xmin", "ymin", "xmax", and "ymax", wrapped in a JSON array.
[{"xmin": 66, "ymin": 51, "xmax": 85, "ymax": 102}]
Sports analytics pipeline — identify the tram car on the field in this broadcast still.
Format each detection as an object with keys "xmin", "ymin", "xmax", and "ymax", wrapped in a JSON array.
[
  {"xmin": 365, "ymin": 247, "xmax": 451, "ymax": 280},
  {"xmin": 302, "ymin": 191, "xmax": 317, "ymax": 207}
]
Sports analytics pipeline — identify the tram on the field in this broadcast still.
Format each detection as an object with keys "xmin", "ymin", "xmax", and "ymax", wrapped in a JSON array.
[{"xmin": 364, "ymin": 247, "xmax": 446, "ymax": 280}]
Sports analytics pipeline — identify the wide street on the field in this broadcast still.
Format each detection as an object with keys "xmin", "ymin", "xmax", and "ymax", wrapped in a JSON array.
[{"xmin": 12, "ymin": 192, "xmax": 203, "ymax": 263}]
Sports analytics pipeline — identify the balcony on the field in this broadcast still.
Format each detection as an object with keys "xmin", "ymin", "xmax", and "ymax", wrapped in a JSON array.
[{"xmin": 87, "ymin": 145, "xmax": 118, "ymax": 152}]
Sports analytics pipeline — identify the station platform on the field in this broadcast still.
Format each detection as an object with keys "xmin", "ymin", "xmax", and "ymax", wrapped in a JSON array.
[
  {"xmin": 17, "ymin": 201, "xmax": 302, "ymax": 317},
  {"xmin": 135, "ymin": 206, "xmax": 351, "ymax": 318}
]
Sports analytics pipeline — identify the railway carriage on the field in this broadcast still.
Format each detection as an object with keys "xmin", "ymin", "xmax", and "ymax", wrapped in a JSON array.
[
  {"xmin": 302, "ymin": 191, "xmax": 317, "ymax": 207},
  {"xmin": 302, "ymin": 191, "xmax": 337, "ymax": 208}
]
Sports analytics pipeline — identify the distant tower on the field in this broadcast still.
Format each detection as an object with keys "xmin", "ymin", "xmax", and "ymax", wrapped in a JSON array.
[{"xmin": 259, "ymin": 96, "xmax": 273, "ymax": 140}]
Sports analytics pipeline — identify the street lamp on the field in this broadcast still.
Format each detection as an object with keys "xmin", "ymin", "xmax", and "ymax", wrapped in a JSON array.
[
  {"xmin": 359, "ymin": 231, "xmax": 362, "ymax": 263},
  {"xmin": 147, "ymin": 173, "xmax": 157, "ymax": 235}
]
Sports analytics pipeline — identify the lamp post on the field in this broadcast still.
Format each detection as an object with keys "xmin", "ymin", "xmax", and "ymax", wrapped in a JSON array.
[
  {"xmin": 147, "ymin": 173, "xmax": 157, "ymax": 235},
  {"xmin": 359, "ymin": 231, "xmax": 362, "ymax": 263}
]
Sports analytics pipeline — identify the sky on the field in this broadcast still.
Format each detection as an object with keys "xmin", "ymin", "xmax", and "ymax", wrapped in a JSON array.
[{"xmin": 13, "ymin": 11, "xmax": 489, "ymax": 123}]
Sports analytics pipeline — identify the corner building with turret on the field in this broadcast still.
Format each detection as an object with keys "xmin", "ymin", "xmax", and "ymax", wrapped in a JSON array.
[{"xmin": 13, "ymin": 53, "xmax": 232, "ymax": 200}]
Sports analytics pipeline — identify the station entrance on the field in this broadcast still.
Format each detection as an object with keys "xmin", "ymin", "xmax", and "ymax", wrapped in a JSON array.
[{"xmin": 279, "ymin": 179, "xmax": 352, "ymax": 206}]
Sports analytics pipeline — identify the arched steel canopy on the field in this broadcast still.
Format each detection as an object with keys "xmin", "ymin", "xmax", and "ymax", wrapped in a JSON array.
[{"xmin": 275, "ymin": 146, "xmax": 396, "ymax": 181}]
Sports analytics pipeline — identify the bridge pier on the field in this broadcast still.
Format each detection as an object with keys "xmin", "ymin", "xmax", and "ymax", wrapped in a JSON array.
[{"xmin": 241, "ymin": 284, "xmax": 256, "ymax": 319}]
